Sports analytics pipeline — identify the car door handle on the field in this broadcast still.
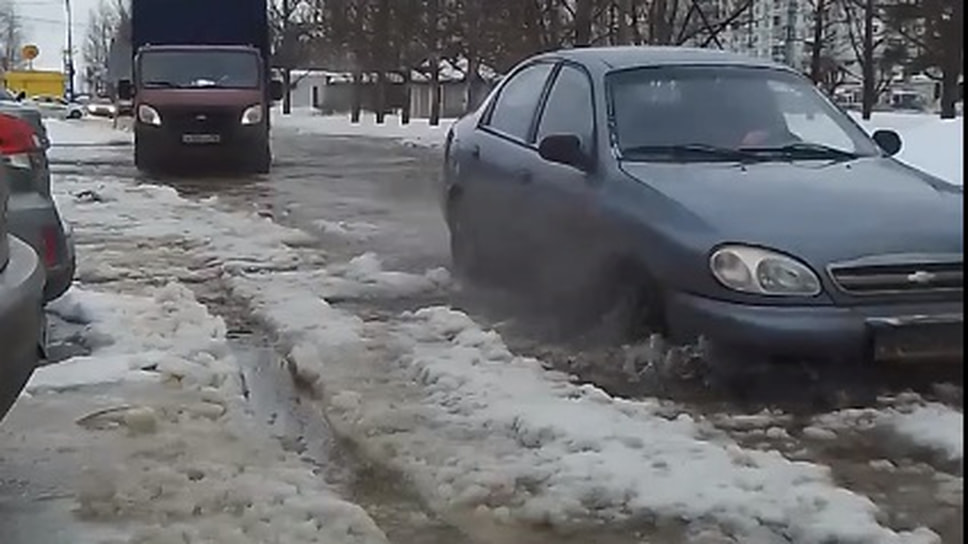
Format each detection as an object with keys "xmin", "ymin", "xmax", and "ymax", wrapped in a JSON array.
[
  {"xmin": 470, "ymin": 145, "xmax": 480, "ymax": 159},
  {"xmin": 516, "ymin": 170, "xmax": 533, "ymax": 184}
]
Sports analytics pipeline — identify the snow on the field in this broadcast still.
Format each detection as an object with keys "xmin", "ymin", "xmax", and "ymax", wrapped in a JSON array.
[
  {"xmin": 25, "ymin": 284, "xmax": 389, "ymax": 543},
  {"xmin": 272, "ymin": 108, "xmax": 455, "ymax": 148},
  {"xmin": 889, "ymin": 404, "xmax": 964, "ymax": 462},
  {"xmin": 813, "ymin": 402, "xmax": 963, "ymax": 463},
  {"xmin": 32, "ymin": 120, "xmax": 394, "ymax": 542},
  {"xmin": 856, "ymin": 112, "xmax": 964, "ymax": 185},
  {"xmin": 29, "ymin": 286, "xmax": 229, "ymax": 394},
  {"xmin": 239, "ymin": 279, "xmax": 936, "ymax": 542},
  {"xmin": 45, "ymin": 118, "xmax": 132, "ymax": 147}
]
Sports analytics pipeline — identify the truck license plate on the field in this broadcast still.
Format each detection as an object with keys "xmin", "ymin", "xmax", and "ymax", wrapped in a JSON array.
[{"xmin": 182, "ymin": 133, "xmax": 221, "ymax": 144}]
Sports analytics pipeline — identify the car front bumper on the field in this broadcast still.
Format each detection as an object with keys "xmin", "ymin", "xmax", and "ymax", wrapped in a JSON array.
[{"xmin": 666, "ymin": 291, "xmax": 964, "ymax": 363}]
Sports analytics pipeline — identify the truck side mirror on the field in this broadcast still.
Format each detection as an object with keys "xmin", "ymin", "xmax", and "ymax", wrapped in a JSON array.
[
  {"xmin": 269, "ymin": 80, "xmax": 284, "ymax": 101},
  {"xmin": 117, "ymin": 79, "xmax": 134, "ymax": 100}
]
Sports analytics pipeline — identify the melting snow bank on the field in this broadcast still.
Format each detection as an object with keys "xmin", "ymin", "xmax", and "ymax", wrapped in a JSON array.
[
  {"xmin": 233, "ymin": 269, "xmax": 938, "ymax": 543},
  {"xmin": 271, "ymin": 108, "xmax": 455, "ymax": 148},
  {"xmin": 23, "ymin": 285, "xmax": 388, "ymax": 544},
  {"xmin": 812, "ymin": 401, "xmax": 964, "ymax": 463}
]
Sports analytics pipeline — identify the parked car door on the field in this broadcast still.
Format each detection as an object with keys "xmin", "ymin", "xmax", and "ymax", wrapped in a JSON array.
[
  {"xmin": 463, "ymin": 61, "xmax": 556, "ymax": 276},
  {"xmin": 525, "ymin": 63, "xmax": 606, "ymax": 296}
]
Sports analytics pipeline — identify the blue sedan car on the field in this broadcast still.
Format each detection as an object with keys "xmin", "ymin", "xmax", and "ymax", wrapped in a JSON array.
[{"xmin": 443, "ymin": 46, "xmax": 963, "ymax": 365}]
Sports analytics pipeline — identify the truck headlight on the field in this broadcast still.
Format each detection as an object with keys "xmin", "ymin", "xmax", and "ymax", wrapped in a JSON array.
[
  {"xmin": 137, "ymin": 104, "xmax": 162, "ymax": 126},
  {"xmin": 710, "ymin": 245, "xmax": 822, "ymax": 296},
  {"xmin": 241, "ymin": 105, "xmax": 263, "ymax": 125}
]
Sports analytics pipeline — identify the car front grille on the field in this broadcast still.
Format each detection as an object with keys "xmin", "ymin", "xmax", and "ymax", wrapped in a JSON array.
[{"xmin": 829, "ymin": 257, "xmax": 963, "ymax": 295}]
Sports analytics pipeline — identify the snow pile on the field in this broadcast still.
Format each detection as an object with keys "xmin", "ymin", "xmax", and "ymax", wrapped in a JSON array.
[
  {"xmin": 244, "ymin": 291, "xmax": 935, "ymax": 542},
  {"xmin": 312, "ymin": 219, "xmax": 383, "ymax": 241},
  {"xmin": 55, "ymin": 181, "xmax": 310, "ymax": 280},
  {"xmin": 888, "ymin": 404, "xmax": 964, "ymax": 462},
  {"xmin": 29, "ymin": 284, "xmax": 388, "ymax": 544},
  {"xmin": 813, "ymin": 401, "xmax": 963, "ymax": 462},
  {"xmin": 230, "ymin": 252, "xmax": 448, "ymax": 321},
  {"xmin": 857, "ymin": 112, "xmax": 964, "ymax": 185},
  {"xmin": 45, "ymin": 118, "xmax": 132, "ymax": 147},
  {"xmin": 273, "ymin": 108, "xmax": 455, "ymax": 148},
  {"xmin": 30, "ymin": 285, "xmax": 233, "ymax": 394}
]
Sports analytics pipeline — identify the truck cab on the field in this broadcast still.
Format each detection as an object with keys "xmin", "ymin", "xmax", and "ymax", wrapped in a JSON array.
[
  {"xmin": 118, "ymin": 0, "xmax": 282, "ymax": 174},
  {"xmin": 122, "ymin": 44, "xmax": 283, "ymax": 172}
]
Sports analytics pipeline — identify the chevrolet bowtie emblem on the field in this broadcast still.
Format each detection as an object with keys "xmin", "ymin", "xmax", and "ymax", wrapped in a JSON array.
[
  {"xmin": 195, "ymin": 114, "xmax": 207, "ymax": 121},
  {"xmin": 906, "ymin": 270, "xmax": 937, "ymax": 284}
]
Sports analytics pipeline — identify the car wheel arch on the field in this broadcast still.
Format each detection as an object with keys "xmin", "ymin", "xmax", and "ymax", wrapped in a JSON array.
[{"xmin": 597, "ymin": 252, "xmax": 670, "ymax": 334}]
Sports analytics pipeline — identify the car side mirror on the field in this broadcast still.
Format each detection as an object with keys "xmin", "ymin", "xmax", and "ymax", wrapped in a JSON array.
[
  {"xmin": 872, "ymin": 129, "xmax": 902, "ymax": 156},
  {"xmin": 15, "ymin": 90, "xmax": 25, "ymax": 102},
  {"xmin": 269, "ymin": 80, "xmax": 285, "ymax": 101},
  {"xmin": 117, "ymin": 79, "xmax": 134, "ymax": 100},
  {"xmin": 538, "ymin": 134, "xmax": 590, "ymax": 170}
]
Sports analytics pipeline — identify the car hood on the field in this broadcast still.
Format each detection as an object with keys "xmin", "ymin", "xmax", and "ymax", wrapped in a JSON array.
[{"xmin": 620, "ymin": 157, "xmax": 963, "ymax": 265}]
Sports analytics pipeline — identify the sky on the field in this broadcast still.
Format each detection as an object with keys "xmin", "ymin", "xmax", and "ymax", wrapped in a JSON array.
[{"xmin": 14, "ymin": 0, "xmax": 97, "ymax": 71}]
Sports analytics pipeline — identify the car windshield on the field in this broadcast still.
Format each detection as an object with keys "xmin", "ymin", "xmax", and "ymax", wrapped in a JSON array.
[
  {"xmin": 608, "ymin": 65, "xmax": 881, "ymax": 161},
  {"xmin": 0, "ymin": 88, "xmax": 15, "ymax": 101},
  {"xmin": 139, "ymin": 50, "xmax": 260, "ymax": 89}
]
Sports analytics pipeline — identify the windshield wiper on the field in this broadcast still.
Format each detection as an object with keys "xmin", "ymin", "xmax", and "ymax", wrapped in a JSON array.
[
  {"xmin": 739, "ymin": 142, "xmax": 859, "ymax": 160},
  {"xmin": 622, "ymin": 143, "xmax": 759, "ymax": 162}
]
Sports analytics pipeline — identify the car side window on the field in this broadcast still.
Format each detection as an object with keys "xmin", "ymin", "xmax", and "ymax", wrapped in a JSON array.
[
  {"xmin": 485, "ymin": 63, "xmax": 554, "ymax": 141},
  {"xmin": 535, "ymin": 65, "xmax": 594, "ymax": 154}
]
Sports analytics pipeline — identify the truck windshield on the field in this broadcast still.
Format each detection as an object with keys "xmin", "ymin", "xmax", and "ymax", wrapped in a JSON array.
[{"xmin": 139, "ymin": 50, "xmax": 260, "ymax": 89}]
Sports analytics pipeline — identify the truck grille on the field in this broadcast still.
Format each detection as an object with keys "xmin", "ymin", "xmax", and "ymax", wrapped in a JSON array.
[
  {"xmin": 164, "ymin": 108, "xmax": 239, "ymax": 135},
  {"xmin": 829, "ymin": 258, "xmax": 963, "ymax": 295}
]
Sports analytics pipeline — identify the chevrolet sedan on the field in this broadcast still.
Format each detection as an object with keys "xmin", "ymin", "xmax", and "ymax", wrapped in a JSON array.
[{"xmin": 442, "ymin": 46, "xmax": 963, "ymax": 365}]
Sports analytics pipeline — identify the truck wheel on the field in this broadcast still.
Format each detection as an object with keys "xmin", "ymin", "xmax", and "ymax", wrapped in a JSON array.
[
  {"xmin": 134, "ymin": 145, "xmax": 158, "ymax": 173},
  {"xmin": 251, "ymin": 145, "xmax": 271, "ymax": 174}
]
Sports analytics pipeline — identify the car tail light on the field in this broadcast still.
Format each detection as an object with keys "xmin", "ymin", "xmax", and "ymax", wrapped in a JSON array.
[
  {"xmin": 41, "ymin": 226, "xmax": 60, "ymax": 268},
  {"xmin": 0, "ymin": 113, "xmax": 41, "ymax": 170}
]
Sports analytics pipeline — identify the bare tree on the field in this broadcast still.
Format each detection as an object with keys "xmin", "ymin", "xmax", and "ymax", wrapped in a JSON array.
[
  {"xmin": 0, "ymin": 0, "xmax": 23, "ymax": 71},
  {"xmin": 84, "ymin": 0, "xmax": 122, "ymax": 95},
  {"xmin": 882, "ymin": 0, "xmax": 963, "ymax": 118},
  {"xmin": 841, "ymin": 0, "xmax": 901, "ymax": 119}
]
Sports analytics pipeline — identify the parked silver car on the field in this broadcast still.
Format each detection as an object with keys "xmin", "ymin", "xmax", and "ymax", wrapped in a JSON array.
[
  {"xmin": 1, "ymin": 174, "xmax": 47, "ymax": 422},
  {"xmin": 1, "ymin": 108, "xmax": 75, "ymax": 301}
]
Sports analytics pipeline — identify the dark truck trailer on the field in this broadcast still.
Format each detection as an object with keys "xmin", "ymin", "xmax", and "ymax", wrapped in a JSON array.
[{"xmin": 120, "ymin": 0, "xmax": 283, "ymax": 174}]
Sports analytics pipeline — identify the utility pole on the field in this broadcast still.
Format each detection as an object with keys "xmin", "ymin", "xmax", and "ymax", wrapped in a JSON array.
[
  {"xmin": 783, "ymin": 0, "xmax": 798, "ymax": 67},
  {"xmin": 861, "ymin": 0, "xmax": 875, "ymax": 119},
  {"xmin": 65, "ymin": 0, "xmax": 76, "ymax": 100}
]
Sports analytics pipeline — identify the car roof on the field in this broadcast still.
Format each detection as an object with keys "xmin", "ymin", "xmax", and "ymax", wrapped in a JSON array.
[{"xmin": 533, "ymin": 46, "xmax": 795, "ymax": 74}]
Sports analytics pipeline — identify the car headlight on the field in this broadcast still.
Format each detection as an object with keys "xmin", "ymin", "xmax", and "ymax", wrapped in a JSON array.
[
  {"xmin": 241, "ymin": 105, "xmax": 263, "ymax": 125},
  {"xmin": 137, "ymin": 104, "xmax": 162, "ymax": 126},
  {"xmin": 710, "ymin": 245, "xmax": 822, "ymax": 296}
]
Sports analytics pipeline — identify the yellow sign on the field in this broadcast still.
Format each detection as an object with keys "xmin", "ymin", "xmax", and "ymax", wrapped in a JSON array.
[{"xmin": 22, "ymin": 44, "xmax": 40, "ymax": 61}]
